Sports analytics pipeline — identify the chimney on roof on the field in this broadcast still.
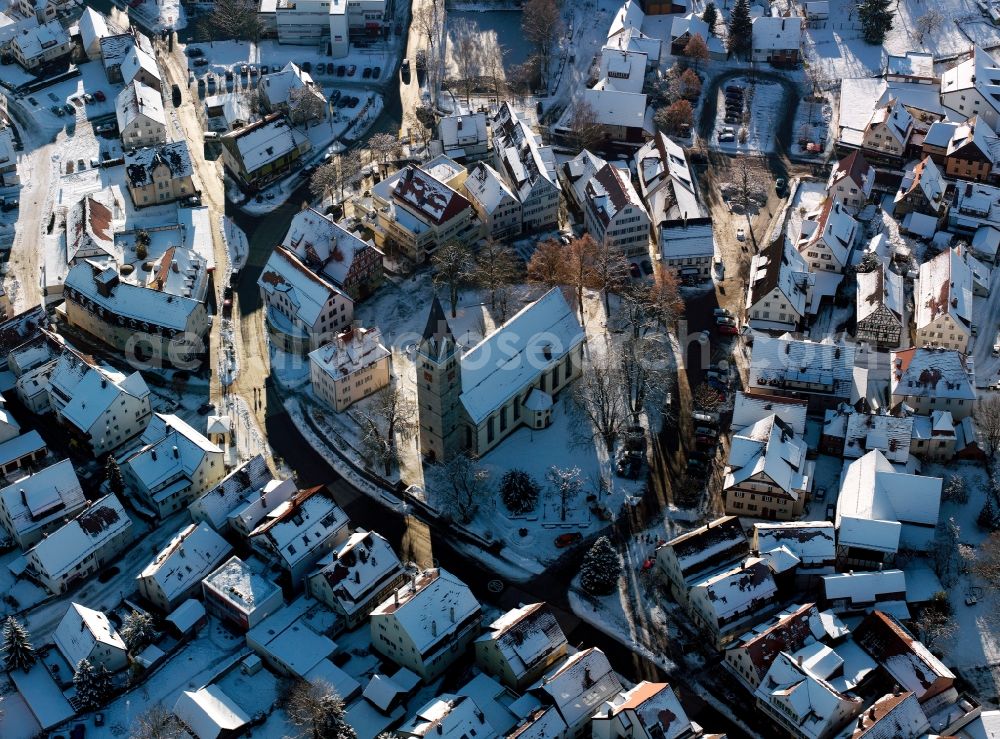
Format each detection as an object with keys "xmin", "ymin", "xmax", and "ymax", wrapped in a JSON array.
[
  {"xmin": 450, "ymin": 605, "xmax": 455, "ymax": 622},
  {"xmin": 151, "ymin": 450, "xmax": 158, "ymax": 461},
  {"xmin": 431, "ymin": 620, "xmax": 437, "ymax": 637},
  {"xmin": 172, "ymin": 445, "xmax": 179, "ymax": 459},
  {"xmin": 457, "ymin": 116, "xmax": 463, "ymax": 131}
]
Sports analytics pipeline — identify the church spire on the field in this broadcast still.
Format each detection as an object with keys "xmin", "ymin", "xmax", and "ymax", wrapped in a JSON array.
[{"xmin": 419, "ymin": 295, "xmax": 455, "ymax": 361}]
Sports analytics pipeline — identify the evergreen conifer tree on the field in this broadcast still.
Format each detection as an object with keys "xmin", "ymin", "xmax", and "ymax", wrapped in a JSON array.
[
  {"xmin": 2, "ymin": 615, "xmax": 36, "ymax": 672},
  {"xmin": 702, "ymin": 2, "xmax": 719, "ymax": 35},
  {"xmin": 500, "ymin": 470, "xmax": 541, "ymax": 514},
  {"xmin": 580, "ymin": 536, "xmax": 622, "ymax": 595},
  {"xmin": 727, "ymin": 0, "xmax": 753, "ymax": 55},
  {"xmin": 106, "ymin": 456, "xmax": 125, "ymax": 497},
  {"xmin": 858, "ymin": 0, "xmax": 894, "ymax": 44}
]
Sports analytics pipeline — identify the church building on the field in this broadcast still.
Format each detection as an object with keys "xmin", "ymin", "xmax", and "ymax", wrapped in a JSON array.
[{"xmin": 416, "ymin": 288, "xmax": 587, "ymax": 461}]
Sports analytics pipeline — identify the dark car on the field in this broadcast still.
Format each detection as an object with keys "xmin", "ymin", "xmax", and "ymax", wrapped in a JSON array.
[
  {"xmin": 171, "ymin": 84, "xmax": 182, "ymax": 106},
  {"xmin": 1, "ymin": 199, "xmax": 19, "ymax": 212},
  {"xmin": 362, "ymin": 67, "xmax": 372, "ymax": 79},
  {"xmin": 337, "ymin": 65, "xmax": 346, "ymax": 76},
  {"xmin": 315, "ymin": 62, "xmax": 325, "ymax": 74},
  {"xmin": 725, "ymin": 115, "xmax": 741, "ymax": 124},
  {"xmin": 51, "ymin": 105, "xmax": 64, "ymax": 116},
  {"xmin": 776, "ymin": 177, "xmax": 788, "ymax": 196},
  {"xmin": 185, "ymin": 47, "xmax": 204, "ymax": 57},
  {"xmin": 97, "ymin": 566, "xmax": 120, "ymax": 583},
  {"xmin": 641, "ymin": 259, "xmax": 652, "ymax": 275},
  {"xmin": 629, "ymin": 263, "xmax": 641, "ymax": 278},
  {"xmin": 330, "ymin": 89, "xmax": 341, "ymax": 104},
  {"xmin": 194, "ymin": 57, "xmax": 209, "ymax": 67},
  {"xmin": 180, "ymin": 194, "xmax": 201, "ymax": 207},
  {"xmin": 94, "ymin": 90, "xmax": 106, "ymax": 102},
  {"xmin": 554, "ymin": 532, "xmax": 582, "ymax": 548},
  {"xmin": 372, "ymin": 66, "xmax": 381, "ymax": 79},
  {"xmin": 70, "ymin": 724, "xmax": 85, "ymax": 739},
  {"xmin": 225, "ymin": 68, "xmax": 234, "ymax": 80},
  {"xmin": 347, "ymin": 64, "xmax": 357, "ymax": 76},
  {"xmin": 198, "ymin": 402, "xmax": 216, "ymax": 415},
  {"xmin": 725, "ymin": 85, "xmax": 743, "ymax": 94},
  {"xmin": 63, "ymin": 103, "xmax": 75, "ymax": 115}
]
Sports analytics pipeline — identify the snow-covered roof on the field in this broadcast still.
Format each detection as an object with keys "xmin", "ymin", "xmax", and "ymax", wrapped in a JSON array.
[
  {"xmin": 856, "ymin": 261, "xmax": 903, "ymax": 324},
  {"xmin": 10, "ymin": 663, "xmax": 75, "ymax": 730},
  {"xmin": 398, "ymin": 694, "xmax": 498, "ymax": 738},
  {"xmin": 598, "ymin": 47, "xmax": 646, "ymax": 95},
  {"xmin": 607, "ymin": 0, "xmax": 644, "ymax": 38},
  {"xmin": 492, "ymin": 103, "xmax": 560, "ymax": 200},
  {"xmin": 635, "ymin": 132, "xmax": 702, "ymax": 224},
  {"xmin": 281, "ymin": 207, "xmax": 377, "ymax": 288},
  {"xmin": 250, "ymin": 486, "xmax": 348, "ymax": 569},
  {"xmin": 753, "ymin": 522, "xmax": 834, "ymax": 566},
  {"xmin": 916, "ymin": 244, "xmax": 974, "ymax": 332},
  {"xmin": 311, "ymin": 529, "xmax": 403, "ymax": 617},
  {"xmin": 116, "ymin": 80, "xmax": 164, "ymax": 132},
  {"xmin": 594, "ymin": 682, "xmax": 694, "ymax": 739},
  {"xmin": 100, "ymin": 33, "xmax": 135, "ymax": 68},
  {"xmin": 0, "ymin": 459, "xmax": 84, "ymax": 541},
  {"xmin": 691, "ymin": 558, "xmax": 778, "ymax": 623},
  {"xmin": 458, "ymin": 288, "xmax": 585, "ymax": 425},
  {"xmin": 755, "ymin": 652, "xmax": 861, "ymax": 739},
  {"xmin": 828, "ymin": 150, "xmax": 874, "ymax": 195},
  {"xmin": 371, "ymin": 568, "xmax": 481, "ymax": 655},
  {"xmin": 259, "ymin": 61, "xmax": 313, "ymax": 106},
  {"xmin": 924, "ymin": 120, "xmax": 960, "ymax": 150},
  {"xmin": 120, "ymin": 43, "xmax": 159, "ymax": 86},
  {"xmin": 750, "ymin": 335, "xmax": 857, "ymax": 398},
  {"xmin": 733, "ymin": 391, "xmax": 808, "ymax": 436},
  {"xmin": 464, "ymin": 161, "xmax": 518, "ymax": 215},
  {"xmin": 851, "ymin": 691, "xmax": 929, "ymax": 737},
  {"xmin": 13, "ymin": 20, "xmax": 68, "ymax": 60},
  {"xmin": 947, "ymin": 115, "xmax": 1000, "ymax": 164},
  {"xmin": 837, "ymin": 450, "xmax": 941, "ymax": 550},
  {"xmin": 476, "ymin": 604, "xmax": 567, "ymax": 681},
  {"xmin": 854, "ymin": 610, "xmax": 955, "ymax": 700},
  {"xmin": 724, "ymin": 414, "xmax": 811, "ymax": 500},
  {"xmin": 895, "ymin": 157, "xmax": 945, "ymax": 213},
  {"xmin": 604, "ymin": 24, "xmax": 661, "ymax": 63},
  {"xmin": 839, "ymin": 78, "xmax": 943, "ymax": 147},
  {"xmin": 747, "ymin": 238, "xmax": 811, "ymax": 316},
  {"xmin": 868, "ymin": 97, "xmax": 913, "ymax": 145},
  {"xmin": 797, "ymin": 199, "xmax": 857, "ymax": 267},
  {"xmin": 65, "ymin": 261, "xmax": 204, "ymax": 332},
  {"xmin": 78, "ymin": 7, "xmax": 109, "ymax": 51},
  {"xmin": 203, "ymin": 556, "xmax": 280, "ymax": 615},
  {"xmin": 48, "ymin": 350, "xmax": 149, "ymax": 435},
  {"xmin": 66, "ymin": 195, "xmax": 115, "ymax": 264},
  {"xmin": 660, "ymin": 217, "xmax": 714, "ymax": 261},
  {"xmin": 53, "ymin": 603, "xmax": 125, "ymax": 669},
  {"xmin": 890, "ymin": 347, "xmax": 976, "ymax": 401},
  {"xmin": 139, "ymin": 522, "xmax": 232, "ymax": 602},
  {"xmin": 887, "ymin": 51, "xmax": 935, "ymax": 80},
  {"xmin": 28, "ymin": 494, "xmax": 131, "ymax": 580},
  {"xmin": 188, "ymin": 455, "xmax": 272, "ymax": 528},
  {"xmin": 309, "ymin": 326, "xmax": 389, "ymax": 380},
  {"xmin": 167, "ymin": 598, "xmax": 206, "ymax": 633},
  {"xmin": 728, "ymin": 603, "xmax": 829, "ymax": 683},
  {"xmin": 173, "ymin": 684, "xmax": 250, "ymax": 739},
  {"xmin": 561, "ymin": 149, "xmax": 608, "ymax": 208},
  {"xmin": 258, "ymin": 245, "xmax": 347, "ymax": 328},
  {"xmin": 660, "ymin": 515, "xmax": 749, "ymax": 582},
  {"xmin": 0, "ymin": 430, "xmax": 46, "ymax": 468},
  {"xmin": 825, "ymin": 406, "xmax": 913, "ymax": 463},
  {"xmin": 532, "ymin": 647, "xmax": 623, "ymax": 730},
  {"xmin": 823, "ymin": 570, "xmax": 907, "ymax": 604},
  {"xmin": 247, "ymin": 598, "xmax": 338, "ymax": 677},
  {"xmin": 580, "ymin": 85, "xmax": 648, "ymax": 131},
  {"xmin": 122, "ymin": 413, "xmax": 221, "ymax": 501},
  {"xmin": 438, "ymin": 112, "xmax": 488, "ymax": 152},
  {"xmin": 751, "ymin": 15, "xmax": 802, "ymax": 51},
  {"xmin": 585, "ymin": 162, "xmax": 646, "ymax": 227},
  {"xmin": 382, "ymin": 164, "xmax": 474, "ymax": 227},
  {"xmin": 227, "ymin": 114, "xmax": 307, "ymax": 173},
  {"xmin": 941, "ymin": 47, "xmax": 1000, "ymax": 120},
  {"xmin": 125, "ymin": 141, "xmax": 193, "ymax": 188},
  {"xmin": 670, "ymin": 12, "xmax": 708, "ymax": 41}
]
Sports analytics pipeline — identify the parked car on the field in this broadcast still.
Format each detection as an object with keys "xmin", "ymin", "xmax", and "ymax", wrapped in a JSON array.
[
  {"xmin": 736, "ymin": 227, "xmax": 745, "ymax": 241},
  {"xmin": 724, "ymin": 115, "xmax": 741, "ymax": 124},
  {"xmin": 240, "ymin": 64, "xmax": 249, "ymax": 75},
  {"xmin": 77, "ymin": 158, "xmax": 86, "ymax": 170},
  {"xmin": 725, "ymin": 85, "xmax": 743, "ymax": 94},
  {"xmin": 194, "ymin": 57, "xmax": 209, "ymax": 67},
  {"xmin": 629, "ymin": 263, "xmax": 641, "ymax": 278},
  {"xmin": 1, "ymin": 198, "xmax": 19, "ymax": 212},
  {"xmin": 775, "ymin": 177, "xmax": 788, "ymax": 196},
  {"xmin": 713, "ymin": 308, "xmax": 732, "ymax": 317},
  {"xmin": 63, "ymin": 103, "xmax": 75, "ymax": 115},
  {"xmin": 362, "ymin": 67, "xmax": 372, "ymax": 79},
  {"xmin": 330, "ymin": 90, "xmax": 341, "ymax": 104},
  {"xmin": 171, "ymin": 84, "xmax": 182, "ymax": 106},
  {"xmin": 372, "ymin": 66, "xmax": 381, "ymax": 79},
  {"xmin": 825, "ymin": 503, "xmax": 835, "ymax": 520},
  {"xmin": 554, "ymin": 532, "xmax": 582, "ymax": 548},
  {"xmin": 718, "ymin": 132, "xmax": 735, "ymax": 142},
  {"xmin": 180, "ymin": 194, "xmax": 202, "ymax": 207},
  {"xmin": 197, "ymin": 402, "xmax": 215, "ymax": 415},
  {"xmin": 51, "ymin": 105, "xmax": 64, "ymax": 116},
  {"xmin": 185, "ymin": 47, "xmax": 204, "ymax": 57},
  {"xmin": 225, "ymin": 68, "xmax": 234, "ymax": 80},
  {"xmin": 641, "ymin": 259, "xmax": 652, "ymax": 275},
  {"xmin": 337, "ymin": 65, "xmax": 346, "ymax": 76},
  {"xmin": 718, "ymin": 323, "xmax": 739, "ymax": 336},
  {"xmin": 83, "ymin": 93, "xmax": 94, "ymax": 104},
  {"xmin": 347, "ymin": 65, "xmax": 357, "ymax": 76},
  {"xmin": 95, "ymin": 122, "xmax": 117, "ymax": 134}
]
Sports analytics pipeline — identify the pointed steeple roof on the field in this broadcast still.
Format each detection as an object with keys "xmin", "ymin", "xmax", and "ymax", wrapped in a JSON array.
[{"xmin": 419, "ymin": 295, "xmax": 456, "ymax": 360}]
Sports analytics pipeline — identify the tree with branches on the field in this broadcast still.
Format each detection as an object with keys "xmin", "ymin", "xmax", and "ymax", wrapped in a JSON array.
[
  {"xmin": 483, "ymin": 46, "xmax": 509, "ymax": 105},
  {"xmin": 943, "ymin": 474, "xmax": 969, "ymax": 504},
  {"xmin": 356, "ymin": 384, "xmax": 416, "ymax": 476},
  {"xmin": 733, "ymin": 156, "xmax": 767, "ymax": 250},
  {"xmin": 501, "ymin": 470, "xmax": 541, "ymax": 514},
  {"xmin": 915, "ymin": 9, "xmax": 944, "ymax": 43},
  {"xmin": 679, "ymin": 68, "xmax": 702, "ymax": 101},
  {"xmin": 858, "ymin": 0, "xmax": 894, "ymax": 44},
  {"xmin": 472, "ymin": 238, "xmax": 520, "ymax": 320},
  {"xmin": 975, "ymin": 395, "xmax": 1000, "ymax": 458},
  {"xmin": 310, "ymin": 157, "xmax": 347, "ymax": 201},
  {"xmin": 566, "ymin": 99, "xmax": 605, "ymax": 153},
  {"xmin": 683, "ymin": 34, "xmax": 710, "ymax": 70},
  {"xmin": 932, "ymin": 517, "xmax": 962, "ymax": 587},
  {"xmin": 646, "ymin": 268, "xmax": 684, "ymax": 330},
  {"xmin": 655, "ymin": 99, "xmax": 693, "ymax": 136},
  {"xmin": 974, "ymin": 531, "xmax": 1000, "ymax": 587},
  {"xmin": 546, "ymin": 466, "xmax": 584, "ymax": 522},
  {"xmin": 286, "ymin": 679, "xmax": 356, "ymax": 739},
  {"xmin": 573, "ymin": 354, "xmax": 626, "ymax": 452},
  {"xmin": 106, "ymin": 456, "xmax": 125, "ymax": 497},
  {"xmin": 433, "ymin": 453, "xmax": 489, "ymax": 523},
  {"xmin": 913, "ymin": 591, "xmax": 957, "ymax": 653},
  {"xmin": 209, "ymin": 0, "xmax": 262, "ymax": 41},
  {"xmin": 592, "ymin": 237, "xmax": 630, "ymax": 318},
  {"xmin": 522, "ymin": 0, "xmax": 563, "ymax": 89},
  {"xmin": 74, "ymin": 659, "xmax": 114, "ymax": 710},
  {"xmin": 288, "ymin": 86, "xmax": 326, "ymax": 126},
  {"xmin": 121, "ymin": 610, "xmax": 156, "ymax": 652},
  {"xmin": 692, "ymin": 383, "xmax": 722, "ymax": 412},
  {"xmin": 527, "ymin": 238, "xmax": 566, "ymax": 289},
  {"xmin": 450, "ymin": 17, "xmax": 483, "ymax": 106},
  {"xmin": 431, "ymin": 241, "xmax": 472, "ymax": 318},
  {"xmin": 620, "ymin": 336, "xmax": 671, "ymax": 424},
  {"xmin": 368, "ymin": 133, "xmax": 400, "ymax": 179},
  {"xmin": 131, "ymin": 705, "xmax": 186, "ymax": 739},
  {"xmin": 563, "ymin": 234, "xmax": 601, "ymax": 322},
  {"xmin": 1, "ymin": 616, "xmax": 35, "ymax": 672},
  {"xmin": 727, "ymin": 0, "xmax": 753, "ymax": 55},
  {"xmin": 580, "ymin": 536, "xmax": 622, "ymax": 595},
  {"xmin": 702, "ymin": 2, "xmax": 719, "ymax": 35}
]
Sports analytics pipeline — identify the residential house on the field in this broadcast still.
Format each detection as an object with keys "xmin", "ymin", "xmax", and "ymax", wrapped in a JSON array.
[
  {"xmin": 578, "ymin": 83, "xmax": 651, "ymax": 143},
  {"xmin": 491, "ymin": 103, "xmax": 561, "ymax": 232},
  {"xmin": 26, "ymin": 494, "xmax": 133, "ymax": 594},
  {"xmin": 188, "ymin": 456, "xmax": 294, "ymax": 536},
  {"xmin": 749, "ymin": 335, "xmax": 860, "ymax": 412},
  {"xmin": 220, "ymin": 113, "xmax": 311, "ymax": 189},
  {"xmin": 118, "ymin": 413, "xmax": 226, "ymax": 518},
  {"xmin": 528, "ymin": 647, "xmax": 624, "ymax": 738},
  {"xmin": 848, "ymin": 692, "xmax": 931, "ymax": 738},
  {"xmin": 53, "ymin": 603, "xmax": 128, "ymax": 672},
  {"xmin": 8, "ymin": 333, "xmax": 61, "ymax": 412},
  {"xmin": 745, "ymin": 239, "xmax": 813, "ymax": 331},
  {"xmin": 10, "ymin": 20, "xmax": 72, "ymax": 71},
  {"xmin": 257, "ymin": 245, "xmax": 354, "ymax": 353},
  {"xmin": 634, "ymin": 133, "xmax": 703, "ymax": 246},
  {"xmin": 752, "ymin": 522, "xmax": 836, "ymax": 577},
  {"xmin": 173, "ymin": 684, "xmax": 250, "ymax": 739},
  {"xmin": 203, "ymin": 92, "xmax": 252, "ymax": 133},
  {"xmin": 922, "ymin": 120, "xmax": 961, "ymax": 163},
  {"xmin": 306, "ymin": 529, "xmax": 406, "ymax": 630},
  {"xmin": 416, "ymin": 289, "xmax": 586, "ymax": 462},
  {"xmin": 940, "ymin": 47, "xmax": 1000, "ymax": 132},
  {"xmin": 248, "ymin": 485, "xmax": 350, "ymax": 584},
  {"xmin": 202, "ymin": 556, "xmax": 283, "ymax": 630},
  {"xmin": 822, "ymin": 570, "xmax": 908, "ymax": 616},
  {"xmin": 259, "ymin": 62, "xmax": 324, "ymax": 120},
  {"xmin": 724, "ymin": 603, "xmax": 829, "ymax": 690},
  {"xmin": 659, "ymin": 218, "xmax": 715, "ymax": 281},
  {"xmin": 280, "ymin": 206, "xmax": 384, "ymax": 300},
  {"xmin": 837, "ymin": 449, "xmax": 942, "ymax": 560},
  {"xmin": 100, "ymin": 33, "xmax": 150, "ymax": 84},
  {"xmin": 894, "ymin": 157, "xmax": 949, "ymax": 234},
  {"xmin": 890, "ymin": 347, "xmax": 976, "ymax": 420},
  {"xmin": 796, "ymin": 199, "xmax": 858, "ymax": 274},
  {"xmin": 854, "ymin": 611, "xmax": 955, "ymax": 702},
  {"xmin": 0, "ymin": 306, "xmax": 47, "ymax": 369},
  {"xmin": 886, "ymin": 50, "xmax": 936, "ymax": 83},
  {"xmin": 915, "ymin": 245, "xmax": 976, "ymax": 352},
  {"xmin": 437, "ymin": 113, "xmax": 489, "ymax": 161},
  {"xmin": 583, "ymin": 163, "xmax": 652, "ymax": 258},
  {"xmin": 559, "ymin": 149, "xmax": 608, "ymax": 216},
  {"xmin": 689, "ymin": 558, "xmax": 779, "ymax": 647},
  {"xmin": 120, "ymin": 44, "xmax": 161, "ymax": 91},
  {"xmin": 66, "ymin": 195, "xmax": 116, "ymax": 265},
  {"xmin": 607, "ymin": 1, "xmax": 666, "ymax": 57},
  {"xmin": 750, "ymin": 15, "xmax": 802, "ymax": 66},
  {"xmin": 124, "ymin": 141, "xmax": 196, "ymax": 207},
  {"xmin": 370, "ymin": 568, "xmax": 482, "ymax": 681},
  {"xmin": 723, "ymin": 415, "xmax": 814, "ymax": 521},
  {"xmin": 598, "ymin": 46, "xmax": 648, "ymax": 94},
  {"xmin": 0, "ymin": 126, "xmax": 20, "ymax": 187},
  {"xmin": 862, "ymin": 98, "xmax": 914, "ymax": 160},
  {"xmin": 855, "ymin": 261, "xmax": 904, "ymax": 347},
  {"xmin": 0, "ymin": 460, "xmax": 85, "ymax": 550},
  {"xmin": 370, "ymin": 163, "xmax": 483, "ymax": 264},
  {"xmin": 78, "ymin": 6, "xmax": 109, "ymax": 60},
  {"xmin": 820, "ymin": 405, "xmax": 913, "ymax": 464},
  {"xmin": 826, "ymin": 151, "xmax": 875, "ymax": 213},
  {"xmin": 245, "ymin": 597, "xmax": 346, "ymax": 682},
  {"xmin": 670, "ymin": 13, "xmax": 723, "ymax": 58},
  {"xmin": 0, "ymin": 431, "xmax": 47, "ymax": 476},
  {"xmin": 754, "ymin": 651, "xmax": 863, "ymax": 738},
  {"xmin": 592, "ymin": 682, "xmax": 705, "ymax": 739},
  {"xmin": 462, "ymin": 161, "xmax": 522, "ymax": 241},
  {"xmin": 944, "ymin": 115, "xmax": 1000, "ymax": 182},
  {"xmin": 949, "ymin": 180, "xmax": 1000, "ymax": 243},
  {"xmin": 0, "ymin": 396, "xmax": 21, "ymax": 445},
  {"xmin": 308, "ymin": 326, "xmax": 391, "ymax": 412},
  {"xmin": 396, "ymin": 694, "xmax": 502, "ymax": 738},
  {"xmin": 733, "ymin": 391, "xmax": 809, "ymax": 435},
  {"xmin": 116, "ymin": 81, "xmax": 166, "ymax": 150},
  {"xmin": 655, "ymin": 516, "xmax": 750, "ymax": 603},
  {"xmin": 137, "ymin": 522, "xmax": 232, "ymax": 612},
  {"xmin": 474, "ymin": 603, "xmax": 568, "ymax": 691}
]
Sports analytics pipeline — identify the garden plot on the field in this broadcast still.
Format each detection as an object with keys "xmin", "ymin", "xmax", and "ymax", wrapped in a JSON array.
[
  {"xmin": 709, "ymin": 78, "xmax": 784, "ymax": 155},
  {"xmin": 791, "ymin": 96, "xmax": 833, "ymax": 157}
]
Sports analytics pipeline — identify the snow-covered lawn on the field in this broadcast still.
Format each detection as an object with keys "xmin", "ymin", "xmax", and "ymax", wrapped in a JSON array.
[
  {"xmin": 707, "ymin": 78, "xmax": 784, "ymax": 154},
  {"xmin": 791, "ymin": 95, "xmax": 833, "ymax": 157}
]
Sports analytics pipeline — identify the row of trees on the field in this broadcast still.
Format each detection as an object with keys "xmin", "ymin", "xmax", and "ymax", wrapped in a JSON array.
[{"xmin": 432, "ymin": 237, "xmax": 521, "ymax": 322}]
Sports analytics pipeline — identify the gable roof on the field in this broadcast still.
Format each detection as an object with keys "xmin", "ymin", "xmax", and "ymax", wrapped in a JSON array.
[
  {"xmin": 492, "ymin": 103, "xmax": 560, "ymax": 200},
  {"xmin": 115, "ymin": 80, "xmax": 164, "ymax": 130},
  {"xmin": 594, "ymin": 682, "xmax": 695, "ymax": 739},
  {"xmin": 828, "ymin": 150, "xmax": 874, "ymax": 192},
  {"xmin": 585, "ymin": 163, "xmax": 645, "ymax": 227},
  {"xmin": 312, "ymin": 529, "xmax": 403, "ymax": 616},
  {"xmin": 120, "ymin": 43, "xmax": 159, "ymax": 85},
  {"xmin": 849, "ymin": 691, "xmax": 929, "ymax": 738},
  {"xmin": 173, "ymin": 685, "xmax": 250, "ymax": 738},
  {"xmin": 67, "ymin": 196, "xmax": 115, "ymax": 264},
  {"xmin": 0, "ymin": 459, "xmax": 84, "ymax": 540},
  {"xmin": 464, "ymin": 161, "xmax": 519, "ymax": 215},
  {"xmin": 139, "ymin": 521, "xmax": 232, "ymax": 602},
  {"xmin": 946, "ymin": 115, "xmax": 1000, "ymax": 164},
  {"xmin": 895, "ymin": 157, "xmax": 945, "ymax": 207},
  {"xmin": 691, "ymin": 558, "xmax": 778, "ymax": 623},
  {"xmin": 28, "ymin": 494, "xmax": 131, "ymax": 579},
  {"xmin": 532, "ymin": 647, "xmax": 623, "ymax": 729},
  {"xmin": 916, "ymin": 245, "xmax": 973, "ymax": 331},
  {"xmin": 258, "ymin": 245, "xmax": 347, "ymax": 327},
  {"xmin": 868, "ymin": 97, "xmax": 913, "ymax": 144},
  {"xmin": 941, "ymin": 46, "xmax": 1000, "ymax": 119},
  {"xmin": 797, "ymin": 198, "xmax": 857, "ymax": 266},
  {"xmin": 53, "ymin": 603, "xmax": 125, "ymax": 668},
  {"xmin": 728, "ymin": 603, "xmax": 826, "ymax": 683},
  {"xmin": 753, "ymin": 522, "xmax": 835, "ymax": 566},
  {"xmin": 751, "ymin": 15, "xmax": 802, "ymax": 50},
  {"xmin": 227, "ymin": 114, "xmax": 307, "ymax": 173},
  {"xmin": 660, "ymin": 515, "xmax": 749, "ymax": 582},
  {"xmin": 476, "ymin": 604, "xmax": 567, "ymax": 680},
  {"xmin": 635, "ymin": 132, "xmax": 702, "ymax": 224},
  {"xmin": 853, "ymin": 611, "xmax": 955, "ymax": 700},
  {"xmin": 750, "ymin": 335, "xmax": 857, "ymax": 398},
  {"xmin": 390, "ymin": 164, "xmax": 474, "ymax": 226},
  {"xmin": 747, "ymin": 237, "xmax": 811, "ymax": 313},
  {"xmin": 281, "ymin": 207, "xmax": 376, "ymax": 288},
  {"xmin": 249, "ymin": 486, "xmax": 348, "ymax": 568},
  {"xmin": 125, "ymin": 141, "xmax": 193, "ymax": 188},
  {"xmin": 856, "ymin": 261, "xmax": 903, "ymax": 324},
  {"xmin": 890, "ymin": 347, "xmax": 976, "ymax": 401},
  {"xmin": 725, "ymin": 414, "xmax": 810, "ymax": 499}
]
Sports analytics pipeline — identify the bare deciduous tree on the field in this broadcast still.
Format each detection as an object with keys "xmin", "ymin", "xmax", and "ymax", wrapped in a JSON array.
[
  {"xmin": 573, "ymin": 354, "xmax": 626, "ymax": 452},
  {"xmin": 472, "ymin": 238, "xmax": 520, "ymax": 318},
  {"xmin": 592, "ymin": 237, "xmax": 630, "ymax": 318},
  {"xmin": 209, "ymin": 0, "xmax": 262, "ymax": 41},
  {"xmin": 733, "ymin": 156, "xmax": 767, "ymax": 250},
  {"xmin": 913, "ymin": 592, "xmax": 957, "ymax": 653},
  {"xmin": 646, "ymin": 268, "xmax": 684, "ymax": 330},
  {"xmin": 915, "ymin": 9, "xmax": 944, "ymax": 43},
  {"xmin": 522, "ymin": 0, "xmax": 563, "ymax": 88},
  {"xmin": 692, "ymin": 383, "xmax": 722, "ymax": 412},
  {"xmin": 131, "ymin": 705, "xmax": 186, "ymax": 739},
  {"xmin": 973, "ymin": 531, "xmax": 1000, "ymax": 589},
  {"xmin": 368, "ymin": 132, "xmax": 401, "ymax": 178},
  {"xmin": 566, "ymin": 100, "xmax": 605, "ymax": 153},
  {"xmin": 285, "ymin": 679, "xmax": 356, "ymax": 739},
  {"xmin": 432, "ymin": 242, "xmax": 472, "ymax": 318},
  {"xmin": 527, "ymin": 238, "xmax": 565, "ymax": 289},
  {"xmin": 450, "ymin": 18, "xmax": 483, "ymax": 106},
  {"xmin": 288, "ymin": 86, "xmax": 326, "ymax": 126},
  {"xmin": 546, "ymin": 466, "xmax": 583, "ymax": 522},
  {"xmin": 433, "ymin": 453, "xmax": 489, "ymax": 523},
  {"xmin": 354, "ymin": 384, "xmax": 416, "ymax": 476},
  {"xmin": 620, "ymin": 336, "xmax": 672, "ymax": 424},
  {"xmin": 310, "ymin": 157, "xmax": 345, "ymax": 201},
  {"xmin": 975, "ymin": 395, "xmax": 1000, "ymax": 458}
]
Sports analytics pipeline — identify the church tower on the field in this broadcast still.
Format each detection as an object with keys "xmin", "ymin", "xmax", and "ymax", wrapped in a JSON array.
[{"xmin": 416, "ymin": 296, "xmax": 463, "ymax": 462}]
